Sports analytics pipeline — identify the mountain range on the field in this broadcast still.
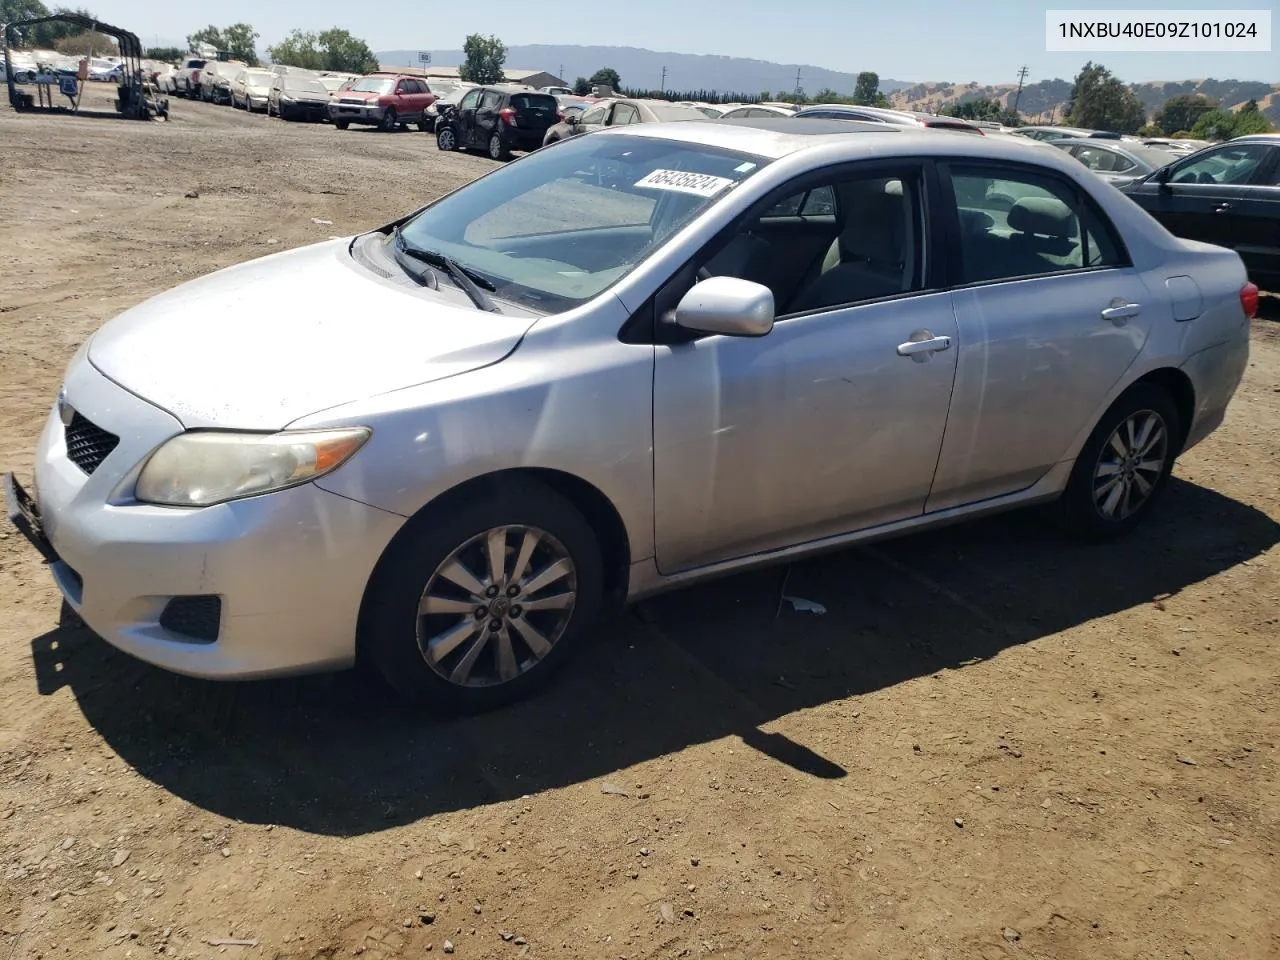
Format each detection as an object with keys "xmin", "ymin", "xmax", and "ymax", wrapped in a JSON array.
[
  {"xmin": 376, "ymin": 44, "xmax": 913, "ymax": 98},
  {"xmin": 376, "ymin": 44, "xmax": 1279, "ymax": 123}
]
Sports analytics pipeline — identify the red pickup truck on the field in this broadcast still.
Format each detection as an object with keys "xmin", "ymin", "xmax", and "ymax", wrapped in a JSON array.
[{"xmin": 328, "ymin": 73, "xmax": 437, "ymax": 132}]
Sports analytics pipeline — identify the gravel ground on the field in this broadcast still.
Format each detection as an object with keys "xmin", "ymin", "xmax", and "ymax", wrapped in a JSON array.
[{"xmin": 1, "ymin": 88, "xmax": 1278, "ymax": 960}]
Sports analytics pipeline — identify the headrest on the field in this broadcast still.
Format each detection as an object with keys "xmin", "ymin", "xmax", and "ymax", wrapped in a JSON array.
[
  {"xmin": 883, "ymin": 179, "xmax": 903, "ymax": 196},
  {"xmin": 1007, "ymin": 197, "xmax": 1076, "ymax": 238}
]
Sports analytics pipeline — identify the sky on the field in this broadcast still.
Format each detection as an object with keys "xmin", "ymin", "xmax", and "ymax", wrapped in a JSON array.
[{"xmin": 88, "ymin": 0, "xmax": 1277, "ymax": 84}]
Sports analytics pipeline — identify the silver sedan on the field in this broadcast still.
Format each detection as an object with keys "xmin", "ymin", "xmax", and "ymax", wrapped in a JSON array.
[{"xmin": 5, "ymin": 118, "xmax": 1256, "ymax": 711}]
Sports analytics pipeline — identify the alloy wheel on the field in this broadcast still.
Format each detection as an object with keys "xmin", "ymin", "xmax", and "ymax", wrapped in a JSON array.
[
  {"xmin": 416, "ymin": 525, "xmax": 577, "ymax": 687},
  {"xmin": 1092, "ymin": 409, "xmax": 1168, "ymax": 521},
  {"xmin": 438, "ymin": 127, "xmax": 455, "ymax": 150}
]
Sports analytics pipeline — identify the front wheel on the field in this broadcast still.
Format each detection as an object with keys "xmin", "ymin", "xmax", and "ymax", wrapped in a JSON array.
[
  {"xmin": 334, "ymin": 119, "xmax": 349, "ymax": 130},
  {"xmin": 436, "ymin": 125, "xmax": 457, "ymax": 151},
  {"xmin": 417, "ymin": 117, "xmax": 431, "ymax": 132},
  {"xmin": 488, "ymin": 132, "xmax": 510, "ymax": 161},
  {"xmin": 361, "ymin": 479, "xmax": 603, "ymax": 712},
  {"xmin": 379, "ymin": 108, "xmax": 398, "ymax": 132},
  {"xmin": 1057, "ymin": 382, "xmax": 1181, "ymax": 540}
]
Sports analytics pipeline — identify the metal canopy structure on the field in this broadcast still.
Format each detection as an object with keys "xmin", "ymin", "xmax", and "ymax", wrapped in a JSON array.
[{"xmin": 3, "ymin": 13, "xmax": 165, "ymax": 119}]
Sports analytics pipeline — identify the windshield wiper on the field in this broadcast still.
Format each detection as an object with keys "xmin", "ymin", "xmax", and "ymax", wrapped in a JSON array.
[
  {"xmin": 390, "ymin": 231, "xmax": 440, "ymax": 289},
  {"xmin": 391, "ymin": 226, "xmax": 501, "ymax": 313}
]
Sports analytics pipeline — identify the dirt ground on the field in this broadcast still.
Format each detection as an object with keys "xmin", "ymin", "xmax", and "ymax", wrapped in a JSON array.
[{"xmin": 2, "ymin": 88, "xmax": 1279, "ymax": 960}]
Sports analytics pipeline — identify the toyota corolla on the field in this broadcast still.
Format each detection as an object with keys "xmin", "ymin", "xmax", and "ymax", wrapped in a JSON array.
[{"xmin": 5, "ymin": 118, "xmax": 1255, "ymax": 711}]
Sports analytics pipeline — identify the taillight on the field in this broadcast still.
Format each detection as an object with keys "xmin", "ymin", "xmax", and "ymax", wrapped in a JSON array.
[
  {"xmin": 499, "ymin": 107, "xmax": 515, "ymax": 125},
  {"xmin": 1240, "ymin": 281, "xmax": 1259, "ymax": 319}
]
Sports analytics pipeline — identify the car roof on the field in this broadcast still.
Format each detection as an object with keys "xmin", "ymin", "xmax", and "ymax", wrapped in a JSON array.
[
  {"xmin": 607, "ymin": 116, "xmax": 1084, "ymax": 165},
  {"xmin": 1231, "ymin": 133, "xmax": 1280, "ymax": 143}
]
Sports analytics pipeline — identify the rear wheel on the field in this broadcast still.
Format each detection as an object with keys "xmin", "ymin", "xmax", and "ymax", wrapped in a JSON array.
[
  {"xmin": 1058, "ymin": 382, "xmax": 1180, "ymax": 540},
  {"xmin": 361, "ymin": 479, "xmax": 603, "ymax": 712},
  {"xmin": 379, "ymin": 108, "xmax": 398, "ymax": 132},
  {"xmin": 436, "ymin": 125, "xmax": 457, "ymax": 151},
  {"xmin": 488, "ymin": 132, "xmax": 510, "ymax": 161}
]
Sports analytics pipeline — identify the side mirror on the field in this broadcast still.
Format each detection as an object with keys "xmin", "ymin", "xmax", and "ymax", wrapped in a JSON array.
[
  {"xmin": 674, "ymin": 276, "xmax": 774, "ymax": 338},
  {"xmin": 1154, "ymin": 166, "xmax": 1173, "ymax": 188}
]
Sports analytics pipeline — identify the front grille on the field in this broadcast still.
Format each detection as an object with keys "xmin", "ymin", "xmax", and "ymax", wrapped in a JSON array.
[
  {"xmin": 64, "ymin": 412, "xmax": 119, "ymax": 475},
  {"xmin": 159, "ymin": 596, "xmax": 222, "ymax": 644},
  {"xmin": 338, "ymin": 97, "xmax": 365, "ymax": 105}
]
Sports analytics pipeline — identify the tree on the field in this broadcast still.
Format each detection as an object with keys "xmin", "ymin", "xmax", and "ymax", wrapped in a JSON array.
[
  {"xmin": 0, "ymin": 0, "xmax": 49, "ymax": 46},
  {"xmin": 572, "ymin": 76, "xmax": 591, "ymax": 96},
  {"xmin": 53, "ymin": 30, "xmax": 113, "ymax": 55},
  {"xmin": 1066, "ymin": 61, "xmax": 1146, "ymax": 133},
  {"xmin": 459, "ymin": 33, "xmax": 506, "ymax": 84},
  {"xmin": 316, "ymin": 28, "xmax": 377, "ymax": 73},
  {"xmin": 145, "ymin": 46, "xmax": 184, "ymax": 63},
  {"xmin": 1152, "ymin": 93, "xmax": 1217, "ymax": 135},
  {"xmin": 266, "ymin": 29, "xmax": 323, "ymax": 69},
  {"xmin": 266, "ymin": 27, "xmax": 378, "ymax": 73},
  {"xmin": 813, "ymin": 87, "xmax": 839, "ymax": 103},
  {"xmin": 186, "ymin": 23, "xmax": 260, "ymax": 65},
  {"xmin": 1231, "ymin": 98, "xmax": 1275, "ymax": 136},
  {"xmin": 852, "ymin": 71, "xmax": 888, "ymax": 107},
  {"xmin": 589, "ymin": 67, "xmax": 621, "ymax": 91},
  {"xmin": 941, "ymin": 97, "xmax": 1002, "ymax": 121}
]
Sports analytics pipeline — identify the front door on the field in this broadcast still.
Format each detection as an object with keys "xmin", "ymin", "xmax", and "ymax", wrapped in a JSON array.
[
  {"xmin": 652, "ymin": 162, "xmax": 958, "ymax": 572},
  {"xmin": 926, "ymin": 160, "xmax": 1155, "ymax": 511},
  {"xmin": 1131, "ymin": 142, "xmax": 1275, "ymax": 250},
  {"xmin": 473, "ymin": 89, "xmax": 502, "ymax": 146},
  {"xmin": 456, "ymin": 88, "xmax": 481, "ymax": 144}
]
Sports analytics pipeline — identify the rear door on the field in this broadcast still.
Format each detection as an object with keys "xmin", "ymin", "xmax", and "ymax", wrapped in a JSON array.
[
  {"xmin": 1230, "ymin": 146, "xmax": 1280, "ymax": 286},
  {"xmin": 509, "ymin": 92, "xmax": 559, "ymax": 138},
  {"xmin": 927, "ymin": 160, "xmax": 1155, "ymax": 511},
  {"xmin": 473, "ymin": 89, "xmax": 503, "ymax": 144}
]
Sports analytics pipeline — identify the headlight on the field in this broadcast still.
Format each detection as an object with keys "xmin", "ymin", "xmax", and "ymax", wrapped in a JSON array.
[{"xmin": 135, "ymin": 428, "xmax": 370, "ymax": 507}]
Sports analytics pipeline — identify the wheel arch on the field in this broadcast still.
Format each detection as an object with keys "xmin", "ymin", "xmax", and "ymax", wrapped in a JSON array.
[
  {"xmin": 356, "ymin": 467, "xmax": 632, "ymax": 656},
  {"xmin": 1127, "ymin": 366, "xmax": 1195, "ymax": 452}
]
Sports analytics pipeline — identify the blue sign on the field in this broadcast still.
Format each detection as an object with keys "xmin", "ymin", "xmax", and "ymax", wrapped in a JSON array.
[{"xmin": 59, "ymin": 76, "xmax": 78, "ymax": 97}]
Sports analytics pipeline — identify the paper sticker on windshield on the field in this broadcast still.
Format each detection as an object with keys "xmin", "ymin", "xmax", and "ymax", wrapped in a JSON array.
[{"xmin": 633, "ymin": 169, "xmax": 735, "ymax": 198}]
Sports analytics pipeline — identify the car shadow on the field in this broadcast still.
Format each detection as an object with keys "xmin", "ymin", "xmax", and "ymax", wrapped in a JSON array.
[{"xmin": 28, "ymin": 477, "xmax": 1279, "ymax": 836}]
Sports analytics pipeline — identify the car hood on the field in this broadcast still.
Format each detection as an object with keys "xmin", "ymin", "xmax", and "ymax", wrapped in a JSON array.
[
  {"xmin": 87, "ymin": 239, "xmax": 538, "ymax": 430},
  {"xmin": 337, "ymin": 91, "xmax": 382, "ymax": 102}
]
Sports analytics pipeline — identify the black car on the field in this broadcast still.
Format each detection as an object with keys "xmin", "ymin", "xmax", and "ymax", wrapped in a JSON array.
[
  {"xmin": 1120, "ymin": 135, "xmax": 1280, "ymax": 291},
  {"xmin": 436, "ymin": 85, "xmax": 561, "ymax": 160}
]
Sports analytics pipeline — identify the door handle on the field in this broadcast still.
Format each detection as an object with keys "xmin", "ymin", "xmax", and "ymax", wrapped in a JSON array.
[
  {"xmin": 896, "ymin": 333, "xmax": 952, "ymax": 362},
  {"xmin": 1100, "ymin": 301, "xmax": 1141, "ymax": 324},
  {"xmin": 1214, "ymin": 202, "xmax": 1233, "ymax": 214}
]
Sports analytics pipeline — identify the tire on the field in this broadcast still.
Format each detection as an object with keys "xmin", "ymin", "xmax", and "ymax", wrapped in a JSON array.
[
  {"xmin": 1057, "ymin": 382, "xmax": 1181, "ymax": 540},
  {"xmin": 417, "ymin": 117, "xmax": 430, "ymax": 132},
  {"xmin": 436, "ymin": 125, "xmax": 457, "ymax": 151},
  {"xmin": 488, "ymin": 132, "xmax": 510, "ymax": 161},
  {"xmin": 360, "ymin": 478, "xmax": 603, "ymax": 712},
  {"xmin": 334, "ymin": 119, "xmax": 349, "ymax": 130},
  {"xmin": 379, "ymin": 108, "xmax": 398, "ymax": 132}
]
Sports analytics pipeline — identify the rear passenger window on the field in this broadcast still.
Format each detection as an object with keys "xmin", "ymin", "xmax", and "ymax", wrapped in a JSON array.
[{"xmin": 947, "ymin": 166, "xmax": 1124, "ymax": 284}]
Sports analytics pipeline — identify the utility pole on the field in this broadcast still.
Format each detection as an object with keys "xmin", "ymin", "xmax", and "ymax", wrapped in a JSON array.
[
  {"xmin": 1011, "ymin": 65, "xmax": 1029, "ymax": 119},
  {"xmin": 559, "ymin": 63, "xmax": 564, "ymax": 82},
  {"xmin": 660, "ymin": 65, "xmax": 667, "ymax": 92},
  {"xmin": 793, "ymin": 66, "xmax": 802, "ymax": 100}
]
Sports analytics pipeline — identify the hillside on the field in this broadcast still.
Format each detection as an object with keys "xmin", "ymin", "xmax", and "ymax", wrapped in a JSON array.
[
  {"xmin": 376, "ymin": 44, "xmax": 911, "ymax": 98},
  {"xmin": 889, "ymin": 77, "xmax": 1280, "ymax": 125}
]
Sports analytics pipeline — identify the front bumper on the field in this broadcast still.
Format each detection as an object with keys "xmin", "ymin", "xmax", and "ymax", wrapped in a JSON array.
[
  {"xmin": 328, "ymin": 102, "xmax": 386, "ymax": 123},
  {"xmin": 10, "ymin": 360, "xmax": 406, "ymax": 679}
]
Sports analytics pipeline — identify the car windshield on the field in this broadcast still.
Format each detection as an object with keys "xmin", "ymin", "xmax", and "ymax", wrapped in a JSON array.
[
  {"xmin": 245, "ymin": 71, "xmax": 273, "ymax": 85},
  {"xmin": 396, "ymin": 133, "xmax": 767, "ymax": 313},
  {"xmin": 319, "ymin": 77, "xmax": 346, "ymax": 91},
  {"xmin": 350, "ymin": 77, "xmax": 395, "ymax": 94},
  {"xmin": 286, "ymin": 78, "xmax": 327, "ymax": 96}
]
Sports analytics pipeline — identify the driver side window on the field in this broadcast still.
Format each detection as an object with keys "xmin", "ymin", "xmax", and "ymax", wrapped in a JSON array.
[
  {"xmin": 459, "ymin": 89, "xmax": 481, "ymax": 110},
  {"xmin": 1170, "ymin": 144, "xmax": 1270, "ymax": 185},
  {"xmin": 697, "ymin": 169, "xmax": 924, "ymax": 317},
  {"xmin": 610, "ymin": 103, "xmax": 640, "ymax": 125}
]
